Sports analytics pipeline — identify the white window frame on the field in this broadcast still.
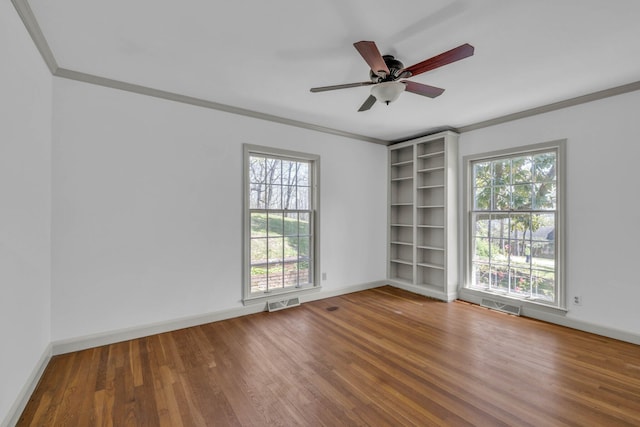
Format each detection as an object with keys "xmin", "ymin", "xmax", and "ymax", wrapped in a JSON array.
[
  {"xmin": 460, "ymin": 139, "xmax": 566, "ymax": 313},
  {"xmin": 243, "ymin": 144, "xmax": 321, "ymax": 304}
]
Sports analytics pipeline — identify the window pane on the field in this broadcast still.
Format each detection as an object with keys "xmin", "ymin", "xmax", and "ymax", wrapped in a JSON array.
[
  {"xmin": 282, "ymin": 185, "xmax": 296, "ymax": 210},
  {"xmin": 474, "ymin": 187, "xmax": 491, "ymax": 210},
  {"xmin": 298, "ymin": 236, "xmax": 310, "ymax": 264},
  {"xmin": 473, "ymin": 237, "xmax": 490, "ymax": 262},
  {"xmin": 532, "ymin": 269, "xmax": 555, "ymax": 301},
  {"xmin": 265, "ymin": 185, "xmax": 282, "ymax": 209},
  {"xmin": 510, "ymin": 267, "xmax": 531, "ymax": 296},
  {"xmin": 297, "ymin": 186, "xmax": 310, "ymax": 210},
  {"xmin": 249, "ymin": 156, "xmax": 266, "ymax": 184},
  {"xmin": 534, "ymin": 152, "xmax": 556, "ymax": 182},
  {"xmin": 533, "ymin": 183, "xmax": 556, "ymax": 210},
  {"xmin": 250, "ymin": 184, "xmax": 266, "ymax": 209},
  {"xmin": 489, "ymin": 214, "xmax": 509, "ymax": 239},
  {"xmin": 267, "ymin": 212, "xmax": 284, "ymax": 237},
  {"xmin": 283, "ymin": 212, "xmax": 298, "ymax": 237},
  {"xmin": 511, "ymin": 156, "xmax": 533, "ymax": 184},
  {"xmin": 512, "ymin": 184, "xmax": 532, "ymax": 210},
  {"xmin": 492, "ymin": 265, "xmax": 509, "ymax": 291},
  {"xmin": 297, "ymin": 162, "xmax": 310, "ymax": 186},
  {"xmin": 268, "ymin": 262, "xmax": 284, "ymax": 289},
  {"xmin": 265, "ymin": 158, "xmax": 282, "ymax": 185},
  {"xmin": 492, "ymin": 159, "xmax": 511, "ymax": 185},
  {"xmin": 472, "ymin": 263, "xmax": 490, "ymax": 288},
  {"xmin": 473, "ymin": 213, "xmax": 491, "ymax": 237},
  {"xmin": 251, "ymin": 213, "xmax": 267, "ymax": 238},
  {"xmin": 283, "ymin": 259, "xmax": 299, "ymax": 288},
  {"xmin": 250, "ymin": 237, "xmax": 267, "ymax": 265},
  {"xmin": 473, "ymin": 162, "xmax": 492, "ymax": 187},
  {"xmin": 298, "ymin": 212, "xmax": 310, "ymax": 235},
  {"xmin": 281, "ymin": 160, "xmax": 297, "ymax": 186},
  {"xmin": 494, "ymin": 185, "xmax": 511, "ymax": 210}
]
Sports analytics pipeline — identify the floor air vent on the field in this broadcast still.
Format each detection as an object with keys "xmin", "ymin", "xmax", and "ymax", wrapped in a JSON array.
[
  {"xmin": 267, "ymin": 297, "xmax": 301, "ymax": 312},
  {"xmin": 480, "ymin": 299, "xmax": 521, "ymax": 316}
]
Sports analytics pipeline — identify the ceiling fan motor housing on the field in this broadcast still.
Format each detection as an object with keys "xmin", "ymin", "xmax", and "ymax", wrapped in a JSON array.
[{"xmin": 370, "ymin": 55, "xmax": 405, "ymax": 82}]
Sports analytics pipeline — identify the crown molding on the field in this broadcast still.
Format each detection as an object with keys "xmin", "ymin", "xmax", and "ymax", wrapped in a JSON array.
[
  {"xmin": 53, "ymin": 68, "xmax": 388, "ymax": 145},
  {"xmin": 12, "ymin": 1, "xmax": 640, "ymax": 144},
  {"xmin": 11, "ymin": 0, "xmax": 58, "ymax": 74},
  {"xmin": 458, "ymin": 80, "xmax": 640, "ymax": 133}
]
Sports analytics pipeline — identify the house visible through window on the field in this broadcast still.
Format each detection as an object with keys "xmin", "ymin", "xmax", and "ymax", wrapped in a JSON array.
[
  {"xmin": 243, "ymin": 145, "xmax": 319, "ymax": 301},
  {"xmin": 465, "ymin": 140, "xmax": 564, "ymax": 308}
]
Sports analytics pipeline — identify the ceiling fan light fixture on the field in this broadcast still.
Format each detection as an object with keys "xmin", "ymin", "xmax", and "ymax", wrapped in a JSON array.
[{"xmin": 371, "ymin": 81, "xmax": 405, "ymax": 105}]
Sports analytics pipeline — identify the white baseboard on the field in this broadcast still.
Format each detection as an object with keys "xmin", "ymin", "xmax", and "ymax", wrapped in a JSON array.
[
  {"xmin": 52, "ymin": 280, "xmax": 385, "ymax": 356},
  {"xmin": 2, "ymin": 343, "xmax": 52, "ymax": 427},
  {"xmin": 522, "ymin": 306, "xmax": 640, "ymax": 345},
  {"xmin": 453, "ymin": 289, "xmax": 640, "ymax": 346},
  {"xmin": 386, "ymin": 280, "xmax": 457, "ymax": 302}
]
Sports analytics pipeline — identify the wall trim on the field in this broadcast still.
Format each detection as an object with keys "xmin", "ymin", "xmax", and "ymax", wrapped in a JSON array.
[
  {"xmin": 10, "ymin": 0, "xmax": 58, "ymax": 74},
  {"xmin": 387, "ymin": 280, "xmax": 457, "ymax": 302},
  {"xmin": 52, "ymin": 68, "xmax": 387, "ymax": 145},
  {"xmin": 52, "ymin": 281, "xmax": 385, "ymax": 356},
  {"xmin": 458, "ymin": 291, "xmax": 640, "ymax": 346},
  {"xmin": 458, "ymin": 80, "xmax": 640, "ymax": 133},
  {"xmin": 2, "ymin": 343, "xmax": 52, "ymax": 427},
  {"xmin": 12, "ymin": 1, "xmax": 640, "ymax": 144}
]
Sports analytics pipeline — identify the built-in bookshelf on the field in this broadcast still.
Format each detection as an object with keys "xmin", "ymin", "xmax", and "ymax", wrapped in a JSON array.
[{"xmin": 387, "ymin": 131, "xmax": 458, "ymax": 301}]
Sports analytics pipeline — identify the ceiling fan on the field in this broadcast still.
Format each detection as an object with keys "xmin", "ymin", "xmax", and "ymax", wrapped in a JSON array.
[{"xmin": 310, "ymin": 41, "xmax": 474, "ymax": 111}]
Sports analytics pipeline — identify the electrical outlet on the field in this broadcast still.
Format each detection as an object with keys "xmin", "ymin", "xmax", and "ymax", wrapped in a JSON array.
[
  {"xmin": 573, "ymin": 295, "xmax": 582, "ymax": 306},
  {"xmin": 322, "ymin": 272, "xmax": 327, "ymax": 281}
]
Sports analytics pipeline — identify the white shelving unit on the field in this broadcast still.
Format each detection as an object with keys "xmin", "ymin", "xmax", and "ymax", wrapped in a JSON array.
[{"xmin": 387, "ymin": 131, "xmax": 458, "ymax": 301}]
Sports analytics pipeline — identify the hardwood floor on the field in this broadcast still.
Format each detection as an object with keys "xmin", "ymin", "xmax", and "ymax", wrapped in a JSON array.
[{"xmin": 18, "ymin": 286, "xmax": 640, "ymax": 426}]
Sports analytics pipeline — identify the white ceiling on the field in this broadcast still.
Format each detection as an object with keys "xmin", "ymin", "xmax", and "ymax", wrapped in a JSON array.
[{"xmin": 22, "ymin": 0, "xmax": 640, "ymax": 142}]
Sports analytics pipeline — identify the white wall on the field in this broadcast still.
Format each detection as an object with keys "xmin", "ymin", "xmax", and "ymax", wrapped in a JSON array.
[
  {"xmin": 459, "ymin": 90, "xmax": 640, "ymax": 338},
  {"xmin": 0, "ymin": 3, "xmax": 52, "ymax": 425},
  {"xmin": 51, "ymin": 78, "xmax": 387, "ymax": 342}
]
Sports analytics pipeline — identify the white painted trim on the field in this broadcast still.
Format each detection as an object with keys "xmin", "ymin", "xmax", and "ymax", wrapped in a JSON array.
[
  {"xmin": 10, "ymin": 0, "xmax": 58, "ymax": 74},
  {"xmin": 12, "ymin": 1, "xmax": 640, "ymax": 143},
  {"xmin": 52, "ymin": 68, "xmax": 387, "ymax": 145},
  {"xmin": 2, "ymin": 343, "xmax": 52, "ymax": 427},
  {"xmin": 387, "ymin": 280, "xmax": 457, "ymax": 302},
  {"xmin": 462, "ymin": 289, "xmax": 640, "ymax": 345},
  {"xmin": 52, "ymin": 281, "xmax": 385, "ymax": 356}
]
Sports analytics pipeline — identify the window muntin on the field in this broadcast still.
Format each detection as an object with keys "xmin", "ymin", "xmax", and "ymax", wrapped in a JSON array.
[
  {"xmin": 467, "ymin": 145, "xmax": 562, "ymax": 307},
  {"xmin": 244, "ymin": 146, "xmax": 318, "ymax": 299}
]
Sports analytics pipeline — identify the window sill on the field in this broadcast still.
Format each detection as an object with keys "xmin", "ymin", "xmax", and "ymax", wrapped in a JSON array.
[{"xmin": 242, "ymin": 285, "xmax": 322, "ymax": 306}]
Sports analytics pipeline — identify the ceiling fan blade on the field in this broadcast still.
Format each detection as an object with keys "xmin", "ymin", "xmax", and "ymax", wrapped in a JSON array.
[
  {"xmin": 358, "ymin": 95, "xmax": 377, "ymax": 112},
  {"xmin": 354, "ymin": 41, "xmax": 390, "ymax": 78},
  {"xmin": 310, "ymin": 81, "xmax": 374, "ymax": 93},
  {"xmin": 403, "ymin": 43, "xmax": 474, "ymax": 77},
  {"xmin": 402, "ymin": 81, "xmax": 445, "ymax": 98}
]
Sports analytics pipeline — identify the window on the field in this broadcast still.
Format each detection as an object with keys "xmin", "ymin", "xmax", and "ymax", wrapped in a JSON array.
[
  {"xmin": 464, "ymin": 140, "xmax": 565, "ymax": 309},
  {"xmin": 243, "ymin": 144, "xmax": 319, "ymax": 302}
]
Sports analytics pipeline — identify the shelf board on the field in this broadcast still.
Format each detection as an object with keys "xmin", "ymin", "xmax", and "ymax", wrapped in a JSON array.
[
  {"xmin": 418, "ymin": 166, "xmax": 445, "ymax": 173},
  {"xmin": 391, "ymin": 159, "xmax": 414, "ymax": 167},
  {"xmin": 391, "ymin": 176, "xmax": 414, "ymax": 182},
  {"xmin": 417, "ymin": 224, "xmax": 444, "ymax": 229},
  {"xmin": 418, "ymin": 150, "xmax": 445, "ymax": 159},
  {"xmin": 390, "ymin": 223, "xmax": 413, "ymax": 228},
  {"xmin": 391, "ymin": 203, "xmax": 413, "ymax": 207},
  {"xmin": 417, "ymin": 245, "xmax": 445, "ymax": 251},
  {"xmin": 417, "ymin": 262, "xmax": 445, "ymax": 270},
  {"xmin": 390, "ymin": 258, "xmax": 413, "ymax": 266},
  {"xmin": 416, "ymin": 205, "xmax": 444, "ymax": 209},
  {"xmin": 418, "ymin": 184, "xmax": 444, "ymax": 189},
  {"xmin": 391, "ymin": 241, "xmax": 413, "ymax": 246}
]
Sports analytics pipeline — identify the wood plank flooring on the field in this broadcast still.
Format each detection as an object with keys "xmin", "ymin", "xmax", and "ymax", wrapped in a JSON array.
[{"xmin": 18, "ymin": 286, "xmax": 640, "ymax": 426}]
